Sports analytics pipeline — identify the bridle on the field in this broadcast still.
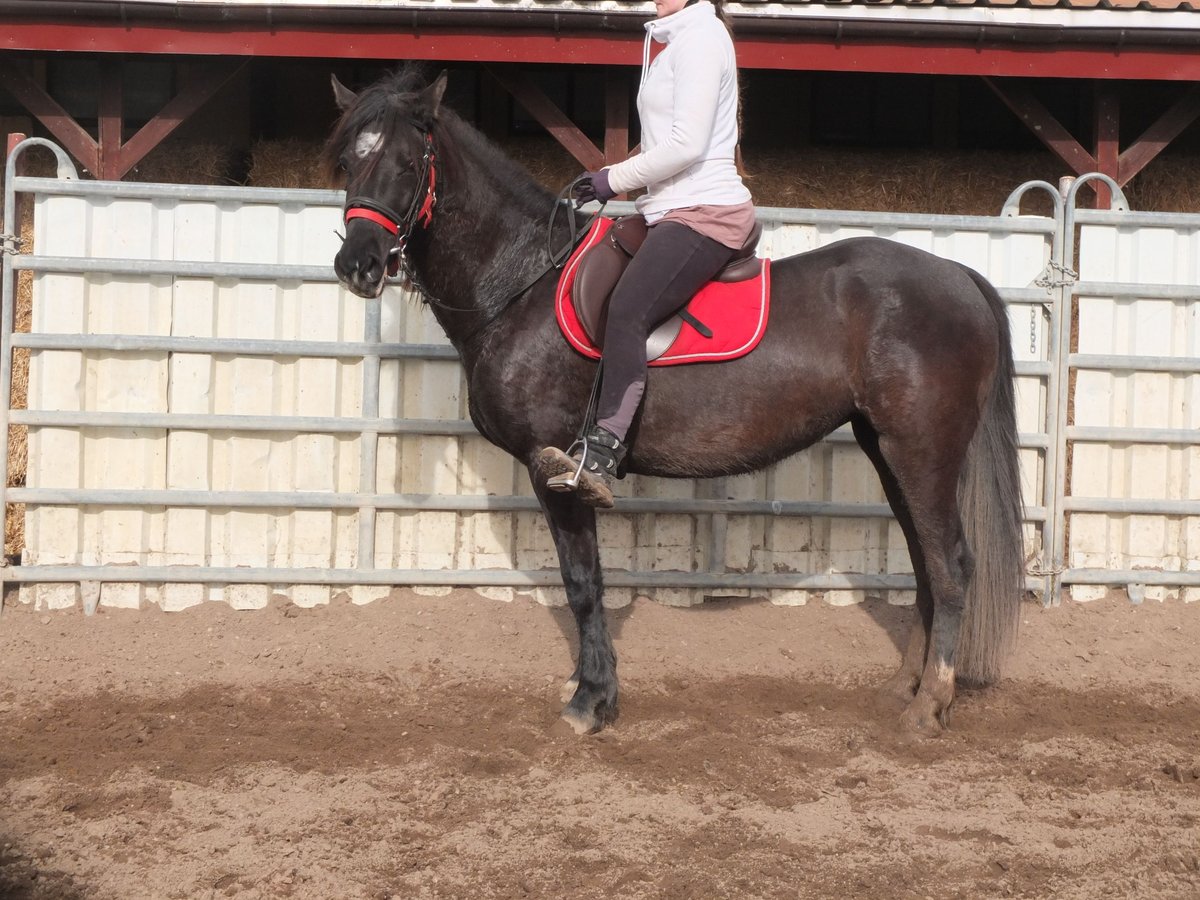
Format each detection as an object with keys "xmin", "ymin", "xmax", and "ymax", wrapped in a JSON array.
[
  {"xmin": 339, "ymin": 124, "xmax": 602, "ymax": 333},
  {"xmin": 342, "ymin": 127, "xmax": 438, "ymax": 283}
]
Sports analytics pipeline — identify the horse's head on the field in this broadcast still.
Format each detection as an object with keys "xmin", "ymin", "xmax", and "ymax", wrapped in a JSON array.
[{"xmin": 325, "ymin": 70, "xmax": 449, "ymax": 299}]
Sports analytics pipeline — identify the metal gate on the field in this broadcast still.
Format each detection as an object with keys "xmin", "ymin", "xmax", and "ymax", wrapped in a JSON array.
[{"xmin": 3, "ymin": 138, "xmax": 1194, "ymax": 611}]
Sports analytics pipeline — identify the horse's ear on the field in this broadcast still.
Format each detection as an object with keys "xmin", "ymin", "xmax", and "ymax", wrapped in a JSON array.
[
  {"xmin": 331, "ymin": 75, "xmax": 358, "ymax": 111},
  {"xmin": 414, "ymin": 71, "xmax": 449, "ymax": 124}
]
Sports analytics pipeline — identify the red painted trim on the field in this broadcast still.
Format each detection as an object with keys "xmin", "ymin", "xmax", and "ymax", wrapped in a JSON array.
[{"xmin": 4, "ymin": 22, "xmax": 1200, "ymax": 80}]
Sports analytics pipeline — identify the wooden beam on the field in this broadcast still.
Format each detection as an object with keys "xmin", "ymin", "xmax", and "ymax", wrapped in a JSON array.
[
  {"xmin": 112, "ymin": 61, "xmax": 246, "ymax": 181},
  {"xmin": 1118, "ymin": 84, "xmax": 1200, "ymax": 187},
  {"xmin": 8, "ymin": 23, "xmax": 1200, "ymax": 81},
  {"xmin": 603, "ymin": 67, "xmax": 630, "ymax": 167},
  {"xmin": 1092, "ymin": 82, "xmax": 1119, "ymax": 209},
  {"xmin": 97, "ymin": 58, "xmax": 124, "ymax": 180},
  {"xmin": 484, "ymin": 64, "xmax": 604, "ymax": 172},
  {"xmin": 984, "ymin": 78, "xmax": 1096, "ymax": 176},
  {"xmin": 0, "ymin": 61, "xmax": 98, "ymax": 175}
]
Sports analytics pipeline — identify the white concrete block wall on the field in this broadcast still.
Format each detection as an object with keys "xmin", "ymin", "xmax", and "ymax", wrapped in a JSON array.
[{"xmin": 17, "ymin": 190, "xmax": 1065, "ymax": 611}]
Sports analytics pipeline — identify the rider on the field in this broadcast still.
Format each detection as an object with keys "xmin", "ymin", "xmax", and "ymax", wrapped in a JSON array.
[{"xmin": 539, "ymin": 0, "xmax": 755, "ymax": 507}]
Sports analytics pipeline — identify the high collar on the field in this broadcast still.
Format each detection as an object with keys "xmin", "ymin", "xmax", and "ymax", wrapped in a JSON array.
[{"xmin": 644, "ymin": 1, "xmax": 714, "ymax": 44}]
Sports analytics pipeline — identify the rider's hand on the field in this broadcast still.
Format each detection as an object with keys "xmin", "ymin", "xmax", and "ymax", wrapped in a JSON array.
[{"xmin": 574, "ymin": 169, "xmax": 616, "ymax": 205}]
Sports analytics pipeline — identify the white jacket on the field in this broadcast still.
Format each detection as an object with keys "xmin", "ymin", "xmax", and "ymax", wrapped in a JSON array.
[{"xmin": 605, "ymin": 1, "xmax": 751, "ymax": 219}]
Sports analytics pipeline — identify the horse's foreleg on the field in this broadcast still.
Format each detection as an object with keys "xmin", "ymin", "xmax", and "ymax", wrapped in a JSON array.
[{"xmin": 530, "ymin": 466, "xmax": 618, "ymax": 734}]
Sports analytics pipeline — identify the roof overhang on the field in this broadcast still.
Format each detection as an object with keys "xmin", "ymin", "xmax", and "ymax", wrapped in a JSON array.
[{"xmin": 3, "ymin": 0, "xmax": 1200, "ymax": 79}]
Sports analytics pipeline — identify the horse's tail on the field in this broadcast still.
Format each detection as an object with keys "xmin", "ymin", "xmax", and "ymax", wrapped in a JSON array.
[{"xmin": 955, "ymin": 265, "xmax": 1026, "ymax": 686}]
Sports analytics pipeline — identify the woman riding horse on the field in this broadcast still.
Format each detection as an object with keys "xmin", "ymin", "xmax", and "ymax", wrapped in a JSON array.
[{"xmin": 538, "ymin": 0, "xmax": 756, "ymax": 507}]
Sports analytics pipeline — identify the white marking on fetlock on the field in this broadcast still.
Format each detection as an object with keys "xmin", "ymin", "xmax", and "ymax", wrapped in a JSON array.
[{"xmin": 560, "ymin": 679, "xmax": 579, "ymax": 704}]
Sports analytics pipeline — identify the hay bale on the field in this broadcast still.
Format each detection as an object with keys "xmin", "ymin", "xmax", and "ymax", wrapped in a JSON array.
[
  {"xmin": 247, "ymin": 139, "xmax": 332, "ymax": 189},
  {"xmin": 3, "ymin": 199, "xmax": 32, "ymax": 561},
  {"xmin": 131, "ymin": 138, "xmax": 235, "ymax": 185},
  {"xmin": 1123, "ymin": 155, "xmax": 1200, "ymax": 213},
  {"xmin": 743, "ymin": 147, "xmax": 1065, "ymax": 217}
]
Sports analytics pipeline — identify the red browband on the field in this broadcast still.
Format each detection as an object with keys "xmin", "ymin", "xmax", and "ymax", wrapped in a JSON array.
[{"xmin": 344, "ymin": 207, "xmax": 400, "ymax": 235}]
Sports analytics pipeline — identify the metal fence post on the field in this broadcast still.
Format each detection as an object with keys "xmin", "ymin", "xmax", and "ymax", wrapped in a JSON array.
[{"xmin": 1048, "ymin": 173, "xmax": 1130, "ymax": 602}]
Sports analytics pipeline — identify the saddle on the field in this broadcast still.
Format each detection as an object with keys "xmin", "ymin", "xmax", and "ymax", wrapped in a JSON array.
[{"xmin": 572, "ymin": 215, "xmax": 763, "ymax": 360}]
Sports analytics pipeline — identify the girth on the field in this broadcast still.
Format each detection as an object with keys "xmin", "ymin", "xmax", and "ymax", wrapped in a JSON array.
[{"xmin": 572, "ymin": 215, "xmax": 763, "ymax": 360}]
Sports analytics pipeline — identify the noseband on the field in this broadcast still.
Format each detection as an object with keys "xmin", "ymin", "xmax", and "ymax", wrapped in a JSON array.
[{"xmin": 343, "ymin": 128, "xmax": 438, "ymax": 277}]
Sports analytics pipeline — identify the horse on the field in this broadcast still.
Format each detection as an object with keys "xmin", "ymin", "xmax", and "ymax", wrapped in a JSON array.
[{"xmin": 325, "ymin": 67, "xmax": 1025, "ymax": 738}]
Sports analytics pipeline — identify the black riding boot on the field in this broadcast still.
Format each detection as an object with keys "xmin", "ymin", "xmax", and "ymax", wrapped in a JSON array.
[{"xmin": 537, "ymin": 425, "xmax": 627, "ymax": 509}]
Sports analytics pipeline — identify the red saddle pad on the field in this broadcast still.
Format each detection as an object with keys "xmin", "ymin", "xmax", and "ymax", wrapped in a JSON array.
[{"xmin": 555, "ymin": 217, "xmax": 771, "ymax": 367}]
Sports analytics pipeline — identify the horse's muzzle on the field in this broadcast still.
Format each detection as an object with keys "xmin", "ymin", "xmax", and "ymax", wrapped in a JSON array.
[{"xmin": 334, "ymin": 248, "xmax": 387, "ymax": 299}]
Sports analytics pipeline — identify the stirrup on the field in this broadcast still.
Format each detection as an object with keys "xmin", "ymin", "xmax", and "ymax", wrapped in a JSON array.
[
  {"xmin": 547, "ymin": 437, "xmax": 593, "ymax": 492},
  {"xmin": 537, "ymin": 426, "xmax": 626, "ymax": 508}
]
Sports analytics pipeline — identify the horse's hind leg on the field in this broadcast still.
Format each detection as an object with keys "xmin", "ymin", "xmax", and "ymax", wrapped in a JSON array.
[
  {"xmin": 852, "ymin": 418, "xmax": 931, "ymax": 706},
  {"xmin": 530, "ymin": 465, "xmax": 618, "ymax": 734},
  {"xmin": 860, "ymin": 426, "xmax": 975, "ymax": 735}
]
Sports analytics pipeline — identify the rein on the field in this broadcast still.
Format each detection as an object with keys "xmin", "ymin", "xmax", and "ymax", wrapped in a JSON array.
[{"xmin": 342, "ymin": 129, "xmax": 602, "ymax": 334}]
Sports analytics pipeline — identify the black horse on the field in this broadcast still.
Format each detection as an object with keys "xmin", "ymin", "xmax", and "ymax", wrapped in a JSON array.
[{"xmin": 326, "ymin": 68, "xmax": 1025, "ymax": 737}]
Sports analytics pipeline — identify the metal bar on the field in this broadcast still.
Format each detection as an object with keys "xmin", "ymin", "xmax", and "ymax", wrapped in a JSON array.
[
  {"xmin": 14, "ymin": 175, "xmax": 343, "ymax": 206},
  {"xmin": 1004, "ymin": 180, "xmax": 1067, "ymax": 603},
  {"xmin": 1068, "ymin": 426, "xmax": 1200, "ymax": 445},
  {"xmin": 1071, "ymin": 353, "xmax": 1200, "ymax": 373},
  {"xmin": 1045, "ymin": 174, "xmax": 1133, "ymax": 603},
  {"xmin": 1073, "ymin": 281, "xmax": 1200, "ymax": 301},
  {"xmin": 0, "ymin": 563, "xmax": 1050, "ymax": 594},
  {"xmin": 10, "ymin": 332, "xmax": 459, "ymax": 361},
  {"xmin": 9, "ymin": 409, "xmax": 479, "ymax": 434},
  {"xmin": 0, "ymin": 564, "xmax": 920, "ymax": 590},
  {"xmin": 1063, "ymin": 497, "xmax": 1200, "ymax": 516},
  {"xmin": 13, "ymin": 256, "xmax": 1049, "ymax": 311},
  {"xmin": 706, "ymin": 477, "xmax": 728, "ymax": 578},
  {"xmin": 6, "ymin": 407, "xmax": 1050, "ymax": 453},
  {"xmin": 357, "ymin": 298, "xmax": 382, "ymax": 571},
  {"xmin": 12, "ymin": 176, "xmax": 1059, "ymax": 238},
  {"xmin": 1071, "ymin": 208, "xmax": 1200, "ymax": 229},
  {"xmin": 8, "ymin": 331, "xmax": 1049, "ymax": 372},
  {"xmin": 5, "ymin": 486, "xmax": 1048, "ymax": 523},
  {"xmin": 1061, "ymin": 569, "xmax": 1200, "ymax": 587},
  {"xmin": 15, "ymin": 255, "xmax": 341, "ymax": 282},
  {"xmin": 3, "ymin": 140, "xmax": 78, "ymax": 576}
]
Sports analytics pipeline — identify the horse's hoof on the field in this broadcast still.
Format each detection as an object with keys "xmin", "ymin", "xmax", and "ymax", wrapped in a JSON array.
[
  {"xmin": 559, "ymin": 678, "xmax": 579, "ymax": 705},
  {"xmin": 875, "ymin": 673, "xmax": 919, "ymax": 713},
  {"xmin": 560, "ymin": 708, "xmax": 600, "ymax": 735},
  {"xmin": 899, "ymin": 703, "xmax": 944, "ymax": 737}
]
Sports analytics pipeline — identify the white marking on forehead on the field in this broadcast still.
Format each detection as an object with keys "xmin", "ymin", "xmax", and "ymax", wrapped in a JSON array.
[{"xmin": 355, "ymin": 130, "xmax": 383, "ymax": 158}]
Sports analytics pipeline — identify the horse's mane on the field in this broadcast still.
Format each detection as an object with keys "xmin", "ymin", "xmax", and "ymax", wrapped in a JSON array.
[{"xmin": 323, "ymin": 65, "xmax": 556, "ymax": 214}]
